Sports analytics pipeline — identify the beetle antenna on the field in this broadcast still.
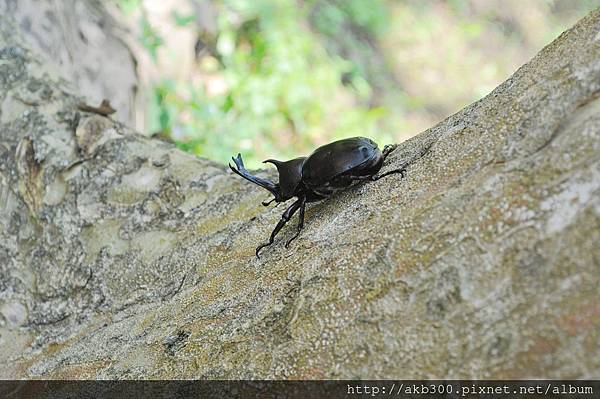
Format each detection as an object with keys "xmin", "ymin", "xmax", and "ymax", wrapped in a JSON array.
[
  {"xmin": 262, "ymin": 198, "xmax": 276, "ymax": 206},
  {"xmin": 229, "ymin": 154, "xmax": 282, "ymax": 201}
]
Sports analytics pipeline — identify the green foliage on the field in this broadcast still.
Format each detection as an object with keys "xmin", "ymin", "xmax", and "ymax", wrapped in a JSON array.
[
  {"xmin": 310, "ymin": 0, "xmax": 389, "ymax": 38},
  {"xmin": 139, "ymin": 14, "xmax": 163, "ymax": 61},
  {"xmin": 119, "ymin": 0, "xmax": 142, "ymax": 15},
  {"xmin": 121, "ymin": 0, "xmax": 600, "ymax": 169},
  {"xmin": 137, "ymin": 0, "xmax": 391, "ymax": 168},
  {"xmin": 172, "ymin": 10, "xmax": 195, "ymax": 27}
]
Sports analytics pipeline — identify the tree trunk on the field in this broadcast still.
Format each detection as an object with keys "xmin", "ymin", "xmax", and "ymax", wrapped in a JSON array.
[
  {"xmin": 1, "ymin": 7, "xmax": 599, "ymax": 379},
  {"xmin": 0, "ymin": 0, "xmax": 139, "ymax": 127}
]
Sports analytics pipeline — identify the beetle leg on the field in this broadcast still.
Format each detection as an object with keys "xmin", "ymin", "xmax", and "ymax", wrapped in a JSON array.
[
  {"xmin": 285, "ymin": 197, "xmax": 306, "ymax": 248},
  {"xmin": 262, "ymin": 198, "xmax": 276, "ymax": 206},
  {"xmin": 256, "ymin": 198, "xmax": 302, "ymax": 258},
  {"xmin": 371, "ymin": 167, "xmax": 406, "ymax": 181},
  {"xmin": 374, "ymin": 144, "xmax": 405, "ymax": 181},
  {"xmin": 382, "ymin": 144, "xmax": 398, "ymax": 158},
  {"xmin": 350, "ymin": 175, "xmax": 376, "ymax": 182}
]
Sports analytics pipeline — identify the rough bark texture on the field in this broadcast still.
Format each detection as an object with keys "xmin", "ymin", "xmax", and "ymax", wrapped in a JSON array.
[
  {"xmin": 0, "ymin": 0, "xmax": 139, "ymax": 127},
  {"xmin": 1, "ymin": 9, "xmax": 599, "ymax": 379}
]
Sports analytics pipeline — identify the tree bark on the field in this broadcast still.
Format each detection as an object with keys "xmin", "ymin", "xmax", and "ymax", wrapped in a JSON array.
[
  {"xmin": 1, "ymin": 8, "xmax": 599, "ymax": 379},
  {"xmin": 0, "ymin": 0, "xmax": 139, "ymax": 127}
]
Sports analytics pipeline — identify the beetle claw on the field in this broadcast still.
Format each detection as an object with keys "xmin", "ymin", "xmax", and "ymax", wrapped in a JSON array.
[
  {"xmin": 285, "ymin": 237, "xmax": 294, "ymax": 248},
  {"xmin": 285, "ymin": 234, "xmax": 299, "ymax": 248},
  {"xmin": 382, "ymin": 144, "xmax": 398, "ymax": 158},
  {"xmin": 262, "ymin": 198, "xmax": 276, "ymax": 206},
  {"xmin": 256, "ymin": 243, "xmax": 270, "ymax": 258}
]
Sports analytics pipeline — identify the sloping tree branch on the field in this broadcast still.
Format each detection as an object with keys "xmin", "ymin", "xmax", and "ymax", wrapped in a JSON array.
[{"xmin": 0, "ymin": 9, "xmax": 599, "ymax": 379}]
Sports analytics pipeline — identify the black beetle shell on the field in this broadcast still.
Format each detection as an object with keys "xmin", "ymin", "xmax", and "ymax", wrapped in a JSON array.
[{"xmin": 302, "ymin": 137, "xmax": 382, "ymax": 188}]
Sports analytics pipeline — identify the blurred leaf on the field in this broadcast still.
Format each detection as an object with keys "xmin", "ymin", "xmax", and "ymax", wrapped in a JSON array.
[
  {"xmin": 140, "ymin": 15, "xmax": 163, "ymax": 62},
  {"xmin": 461, "ymin": 22, "xmax": 483, "ymax": 39},
  {"xmin": 119, "ymin": 0, "xmax": 142, "ymax": 15},
  {"xmin": 172, "ymin": 10, "xmax": 195, "ymax": 27}
]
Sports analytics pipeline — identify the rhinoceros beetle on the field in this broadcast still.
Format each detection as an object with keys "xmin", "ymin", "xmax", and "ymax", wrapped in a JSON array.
[{"xmin": 229, "ymin": 137, "xmax": 405, "ymax": 257}]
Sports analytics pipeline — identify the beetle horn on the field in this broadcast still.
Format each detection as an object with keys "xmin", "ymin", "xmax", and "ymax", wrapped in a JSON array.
[
  {"xmin": 263, "ymin": 159, "xmax": 282, "ymax": 167},
  {"xmin": 229, "ymin": 154, "xmax": 282, "ymax": 201}
]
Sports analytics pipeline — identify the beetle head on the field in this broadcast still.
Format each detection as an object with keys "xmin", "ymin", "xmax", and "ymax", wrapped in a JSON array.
[{"xmin": 263, "ymin": 157, "xmax": 306, "ymax": 201}]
